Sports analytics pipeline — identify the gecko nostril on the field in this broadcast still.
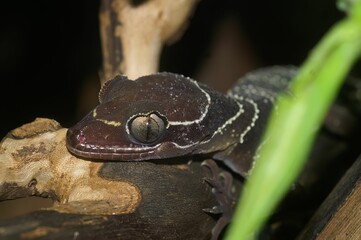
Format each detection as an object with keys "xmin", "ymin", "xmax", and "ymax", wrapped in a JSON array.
[{"xmin": 76, "ymin": 131, "xmax": 87, "ymax": 144}]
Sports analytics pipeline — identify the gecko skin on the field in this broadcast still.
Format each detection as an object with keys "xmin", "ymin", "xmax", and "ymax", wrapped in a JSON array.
[
  {"xmin": 66, "ymin": 66, "xmax": 296, "ymax": 177},
  {"xmin": 66, "ymin": 66, "xmax": 296, "ymax": 239}
]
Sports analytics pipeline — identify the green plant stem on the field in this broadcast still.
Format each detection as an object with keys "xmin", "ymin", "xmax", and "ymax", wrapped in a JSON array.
[{"xmin": 226, "ymin": 2, "xmax": 361, "ymax": 239}]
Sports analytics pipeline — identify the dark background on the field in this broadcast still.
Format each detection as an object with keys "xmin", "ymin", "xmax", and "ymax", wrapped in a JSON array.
[
  {"xmin": 1, "ymin": 0, "xmax": 361, "ymax": 229},
  {"xmin": 0, "ymin": 0, "xmax": 354, "ymax": 137}
]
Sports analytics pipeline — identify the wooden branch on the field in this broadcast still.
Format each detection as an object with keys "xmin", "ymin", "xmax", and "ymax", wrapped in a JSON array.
[
  {"xmin": 0, "ymin": 118, "xmax": 139, "ymax": 210},
  {"xmin": 99, "ymin": 0, "xmax": 200, "ymax": 82},
  {"xmin": 1, "ymin": 210, "xmax": 212, "ymax": 240},
  {"xmin": 0, "ymin": 1, "xmax": 238, "ymax": 239},
  {"xmin": 296, "ymin": 154, "xmax": 361, "ymax": 240},
  {"xmin": 0, "ymin": 118, "xmax": 242, "ymax": 239}
]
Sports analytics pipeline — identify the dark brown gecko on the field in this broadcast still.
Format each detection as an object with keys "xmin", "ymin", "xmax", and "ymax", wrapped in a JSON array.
[{"xmin": 66, "ymin": 66, "xmax": 296, "ymax": 239}]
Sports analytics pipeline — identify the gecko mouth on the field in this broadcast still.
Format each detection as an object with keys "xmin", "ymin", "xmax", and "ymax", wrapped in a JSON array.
[
  {"xmin": 66, "ymin": 144, "xmax": 159, "ymax": 161},
  {"xmin": 66, "ymin": 128, "xmax": 161, "ymax": 161}
]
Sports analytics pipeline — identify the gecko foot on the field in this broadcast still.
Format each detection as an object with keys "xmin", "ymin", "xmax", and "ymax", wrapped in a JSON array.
[{"xmin": 201, "ymin": 159, "xmax": 235, "ymax": 240}]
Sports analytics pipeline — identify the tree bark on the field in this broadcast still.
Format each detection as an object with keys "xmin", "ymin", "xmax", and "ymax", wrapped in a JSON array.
[{"xmin": 0, "ymin": 118, "xmax": 242, "ymax": 239}]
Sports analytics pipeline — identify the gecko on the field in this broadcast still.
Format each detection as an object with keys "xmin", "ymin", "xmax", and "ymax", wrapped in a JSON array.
[{"xmin": 66, "ymin": 66, "xmax": 296, "ymax": 239}]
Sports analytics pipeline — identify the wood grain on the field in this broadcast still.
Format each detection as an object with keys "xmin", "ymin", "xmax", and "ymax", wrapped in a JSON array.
[{"xmin": 297, "ymin": 154, "xmax": 361, "ymax": 240}]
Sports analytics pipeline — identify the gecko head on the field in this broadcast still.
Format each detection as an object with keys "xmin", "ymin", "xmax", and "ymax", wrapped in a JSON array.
[{"xmin": 66, "ymin": 72, "xmax": 216, "ymax": 161}]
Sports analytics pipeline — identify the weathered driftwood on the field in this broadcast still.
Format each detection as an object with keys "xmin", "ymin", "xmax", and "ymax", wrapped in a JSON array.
[
  {"xmin": 2, "ymin": 0, "xmax": 361, "ymax": 239},
  {"xmin": 0, "ymin": 1, "xmax": 234, "ymax": 239},
  {"xmin": 99, "ymin": 0, "xmax": 200, "ymax": 82},
  {"xmin": 0, "ymin": 118, "xmax": 139, "ymax": 210},
  {"xmin": 0, "ymin": 118, "xmax": 242, "ymax": 239}
]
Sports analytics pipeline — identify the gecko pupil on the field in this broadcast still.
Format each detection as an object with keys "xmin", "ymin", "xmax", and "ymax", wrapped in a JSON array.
[{"xmin": 129, "ymin": 113, "xmax": 166, "ymax": 143}]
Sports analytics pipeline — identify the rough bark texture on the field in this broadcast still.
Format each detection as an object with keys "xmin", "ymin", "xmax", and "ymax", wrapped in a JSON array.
[
  {"xmin": 0, "ymin": 118, "xmax": 140, "ymax": 213},
  {"xmin": 296, "ymin": 154, "xmax": 361, "ymax": 240},
  {"xmin": 0, "ymin": 118, "xmax": 242, "ymax": 239},
  {"xmin": 1, "ymin": 0, "xmax": 361, "ymax": 239},
  {"xmin": 0, "ymin": 1, "xmax": 235, "ymax": 239}
]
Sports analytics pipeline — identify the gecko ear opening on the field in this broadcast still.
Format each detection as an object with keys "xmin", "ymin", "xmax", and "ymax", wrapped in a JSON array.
[{"xmin": 128, "ymin": 112, "xmax": 167, "ymax": 144}]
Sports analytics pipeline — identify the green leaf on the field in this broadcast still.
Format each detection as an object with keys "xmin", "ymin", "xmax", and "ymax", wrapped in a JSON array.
[{"xmin": 225, "ymin": 1, "xmax": 361, "ymax": 239}]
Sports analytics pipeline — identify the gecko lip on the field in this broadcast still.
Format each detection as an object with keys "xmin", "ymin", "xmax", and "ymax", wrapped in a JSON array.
[
  {"xmin": 66, "ymin": 128, "xmax": 161, "ymax": 161},
  {"xmin": 66, "ymin": 144, "xmax": 158, "ymax": 161}
]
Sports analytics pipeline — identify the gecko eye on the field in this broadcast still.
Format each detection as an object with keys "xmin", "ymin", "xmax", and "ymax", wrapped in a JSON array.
[{"xmin": 128, "ymin": 112, "xmax": 167, "ymax": 144}]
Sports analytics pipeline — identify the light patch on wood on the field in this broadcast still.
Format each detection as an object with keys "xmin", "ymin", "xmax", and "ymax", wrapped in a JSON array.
[
  {"xmin": 107, "ymin": 0, "xmax": 199, "ymax": 80},
  {"xmin": 10, "ymin": 118, "xmax": 62, "ymax": 139},
  {"xmin": 172, "ymin": 164, "xmax": 190, "ymax": 171},
  {"xmin": 0, "ymin": 119, "xmax": 141, "ymax": 215},
  {"xmin": 21, "ymin": 227, "xmax": 60, "ymax": 239}
]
